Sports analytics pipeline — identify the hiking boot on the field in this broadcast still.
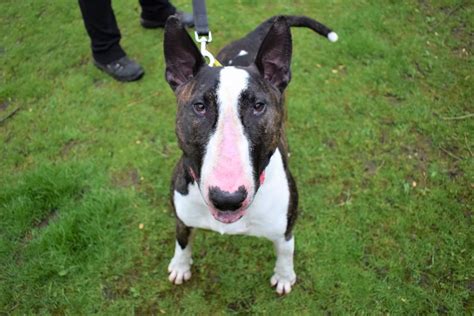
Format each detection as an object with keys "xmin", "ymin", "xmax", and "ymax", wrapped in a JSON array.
[
  {"xmin": 141, "ymin": 11, "xmax": 194, "ymax": 29},
  {"xmin": 93, "ymin": 56, "xmax": 144, "ymax": 82}
]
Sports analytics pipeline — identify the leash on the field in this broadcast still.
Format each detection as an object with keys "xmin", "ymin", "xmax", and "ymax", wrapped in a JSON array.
[{"xmin": 192, "ymin": 0, "xmax": 222, "ymax": 67}]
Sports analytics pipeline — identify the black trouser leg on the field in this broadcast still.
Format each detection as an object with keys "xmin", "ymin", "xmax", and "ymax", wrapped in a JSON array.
[
  {"xmin": 78, "ymin": 0, "xmax": 126, "ymax": 64},
  {"xmin": 139, "ymin": 0, "xmax": 176, "ymax": 22}
]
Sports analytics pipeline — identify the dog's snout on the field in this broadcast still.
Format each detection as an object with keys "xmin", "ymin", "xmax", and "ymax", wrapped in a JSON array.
[{"xmin": 209, "ymin": 186, "xmax": 248, "ymax": 211}]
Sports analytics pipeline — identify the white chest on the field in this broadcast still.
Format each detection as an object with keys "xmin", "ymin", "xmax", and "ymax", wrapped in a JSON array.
[{"xmin": 173, "ymin": 149, "xmax": 290, "ymax": 240}]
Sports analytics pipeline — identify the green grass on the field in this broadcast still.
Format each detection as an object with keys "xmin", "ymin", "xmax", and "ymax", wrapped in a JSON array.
[{"xmin": 1, "ymin": 0, "xmax": 473, "ymax": 314}]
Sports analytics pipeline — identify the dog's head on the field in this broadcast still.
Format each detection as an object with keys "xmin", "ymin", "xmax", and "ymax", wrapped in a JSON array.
[{"xmin": 164, "ymin": 16, "xmax": 292, "ymax": 224}]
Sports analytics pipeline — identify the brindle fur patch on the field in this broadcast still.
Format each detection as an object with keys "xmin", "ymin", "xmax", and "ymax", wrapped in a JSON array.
[{"xmin": 176, "ymin": 217, "xmax": 192, "ymax": 249}]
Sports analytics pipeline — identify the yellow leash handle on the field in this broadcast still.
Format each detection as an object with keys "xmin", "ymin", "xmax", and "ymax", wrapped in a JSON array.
[{"xmin": 212, "ymin": 59, "xmax": 223, "ymax": 67}]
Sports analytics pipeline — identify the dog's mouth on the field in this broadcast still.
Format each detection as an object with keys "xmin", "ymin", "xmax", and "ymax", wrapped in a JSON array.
[{"xmin": 210, "ymin": 208, "xmax": 246, "ymax": 224}]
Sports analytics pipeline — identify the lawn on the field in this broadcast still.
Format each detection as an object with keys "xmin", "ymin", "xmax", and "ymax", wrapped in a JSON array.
[{"xmin": 1, "ymin": 0, "xmax": 472, "ymax": 314}]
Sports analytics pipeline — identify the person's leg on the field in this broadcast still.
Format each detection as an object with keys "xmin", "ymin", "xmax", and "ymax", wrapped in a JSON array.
[
  {"xmin": 139, "ymin": 0, "xmax": 193, "ymax": 28},
  {"xmin": 139, "ymin": 0, "xmax": 176, "ymax": 23},
  {"xmin": 78, "ymin": 0, "xmax": 125, "ymax": 64},
  {"xmin": 78, "ymin": 0, "xmax": 144, "ymax": 81}
]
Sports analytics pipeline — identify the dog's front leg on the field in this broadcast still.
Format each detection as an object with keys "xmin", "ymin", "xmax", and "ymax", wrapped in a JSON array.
[
  {"xmin": 271, "ymin": 236, "xmax": 296, "ymax": 295},
  {"xmin": 168, "ymin": 219, "xmax": 193, "ymax": 284}
]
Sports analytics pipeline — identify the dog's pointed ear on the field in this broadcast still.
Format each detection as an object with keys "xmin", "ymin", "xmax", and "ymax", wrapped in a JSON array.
[
  {"xmin": 255, "ymin": 16, "xmax": 292, "ymax": 92},
  {"xmin": 164, "ymin": 16, "xmax": 206, "ymax": 91}
]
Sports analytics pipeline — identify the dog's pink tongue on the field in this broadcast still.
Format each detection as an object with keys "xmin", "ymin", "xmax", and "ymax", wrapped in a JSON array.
[{"xmin": 213, "ymin": 210, "xmax": 245, "ymax": 224}]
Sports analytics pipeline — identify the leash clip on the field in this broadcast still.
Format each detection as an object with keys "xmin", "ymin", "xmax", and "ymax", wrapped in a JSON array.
[{"xmin": 195, "ymin": 31, "xmax": 217, "ymax": 66}]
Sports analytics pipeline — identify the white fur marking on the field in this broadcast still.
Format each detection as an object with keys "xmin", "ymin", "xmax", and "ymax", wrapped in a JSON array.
[
  {"xmin": 271, "ymin": 236, "xmax": 296, "ymax": 295},
  {"xmin": 328, "ymin": 32, "xmax": 338, "ymax": 42},
  {"xmin": 174, "ymin": 149, "xmax": 290, "ymax": 240},
  {"xmin": 168, "ymin": 241, "xmax": 193, "ymax": 284},
  {"xmin": 237, "ymin": 50, "xmax": 248, "ymax": 56},
  {"xmin": 199, "ymin": 67, "xmax": 255, "ymax": 204}
]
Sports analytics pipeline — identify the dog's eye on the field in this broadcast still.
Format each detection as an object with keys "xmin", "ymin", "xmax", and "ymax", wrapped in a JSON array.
[
  {"xmin": 193, "ymin": 102, "xmax": 207, "ymax": 115},
  {"xmin": 253, "ymin": 102, "xmax": 266, "ymax": 115}
]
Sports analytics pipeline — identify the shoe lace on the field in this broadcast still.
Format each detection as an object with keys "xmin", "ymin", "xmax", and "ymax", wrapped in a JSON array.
[{"xmin": 112, "ymin": 62, "xmax": 124, "ymax": 71}]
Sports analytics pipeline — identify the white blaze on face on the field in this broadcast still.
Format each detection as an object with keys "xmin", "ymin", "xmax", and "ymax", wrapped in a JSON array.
[{"xmin": 200, "ymin": 67, "xmax": 254, "ymax": 211}]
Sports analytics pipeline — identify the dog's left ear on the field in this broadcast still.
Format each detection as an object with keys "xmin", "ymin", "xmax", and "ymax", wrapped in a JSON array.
[
  {"xmin": 255, "ymin": 16, "xmax": 292, "ymax": 92},
  {"xmin": 164, "ymin": 16, "xmax": 206, "ymax": 91}
]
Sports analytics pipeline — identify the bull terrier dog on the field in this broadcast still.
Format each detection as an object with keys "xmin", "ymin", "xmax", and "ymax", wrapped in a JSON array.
[{"xmin": 163, "ymin": 15, "xmax": 337, "ymax": 295}]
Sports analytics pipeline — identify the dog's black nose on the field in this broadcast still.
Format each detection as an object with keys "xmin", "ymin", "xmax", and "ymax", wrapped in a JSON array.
[{"xmin": 209, "ymin": 186, "xmax": 247, "ymax": 211}]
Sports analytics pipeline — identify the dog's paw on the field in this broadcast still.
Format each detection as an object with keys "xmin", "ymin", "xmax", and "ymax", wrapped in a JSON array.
[
  {"xmin": 270, "ymin": 272, "xmax": 296, "ymax": 295},
  {"xmin": 167, "ymin": 257, "xmax": 192, "ymax": 285}
]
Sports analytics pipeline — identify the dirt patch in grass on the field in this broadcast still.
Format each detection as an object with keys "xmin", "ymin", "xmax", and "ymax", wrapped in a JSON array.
[
  {"xmin": 0, "ymin": 100, "xmax": 20, "ymax": 125},
  {"xmin": 60, "ymin": 139, "xmax": 82, "ymax": 157},
  {"xmin": 399, "ymin": 131, "xmax": 434, "ymax": 187},
  {"xmin": 227, "ymin": 296, "xmax": 256, "ymax": 313},
  {"xmin": 34, "ymin": 208, "xmax": 59, "ymax": 229},
  {"xmin": 0, "ymin": 99, "xmax": 11, "ymax": 111},
  {"xmin": 102, "ymin": 266, "xmax": 141, "ymax": 301},
  {"xmin": 334, "ymin": 179, "xmax": 353, "ymax": 206},
  {"xmin": 19, "ymin": 208, "xmax": 60, "ymax": 249},
  {"xmin": 384, "ymin": 92, "xmax": 405, "ymax": 106},
  {"xmin": 111, "ymin": 168, "xmax": 141, "ymax": 188},
  {"xmin": 364, "ymin": 160, "xmax": 378, "ymax": 176},
  {"xmin": 134, "ymin": 304, "xmax": 165, "ymax": 315}
]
